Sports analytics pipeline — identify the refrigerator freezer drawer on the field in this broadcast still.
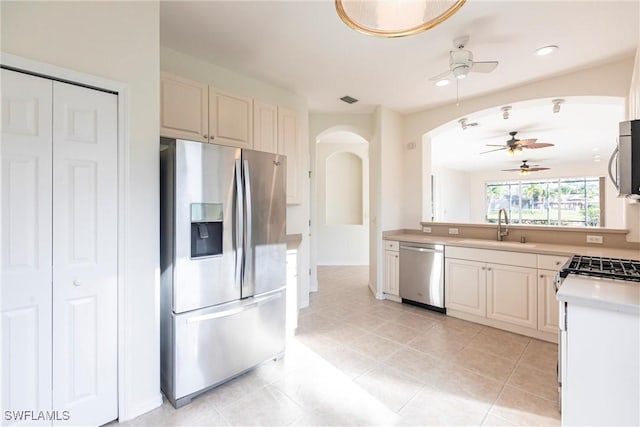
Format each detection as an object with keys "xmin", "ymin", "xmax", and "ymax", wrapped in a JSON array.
[{"xmin": 170, "ymin": 289, "xmax": 286, "ymax": 405}]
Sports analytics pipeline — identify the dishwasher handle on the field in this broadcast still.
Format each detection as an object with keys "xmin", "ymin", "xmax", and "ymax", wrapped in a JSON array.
[{"xmin": 400, "ymin": 245, "xmax": 442, "ymax": 254}]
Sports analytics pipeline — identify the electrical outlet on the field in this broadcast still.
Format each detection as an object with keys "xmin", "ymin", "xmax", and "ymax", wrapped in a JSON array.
[
  {"xmin": 586, "ymin": 235, "xmax": 604, "ymax": 244},
  {"xmin": 448, "ymin": 228, "xmax": 459, "ymax": 235},
  {"xmin": 422, "ymin": 226, "xmax": 432, "ymax": 233}
]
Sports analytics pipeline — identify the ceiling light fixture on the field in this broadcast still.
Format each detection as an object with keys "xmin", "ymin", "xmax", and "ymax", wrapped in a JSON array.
[
  {"xmin": 458, "ymin": 117, "xmax": 478, "ymax": 130},
  {"xmin": 335, "ymin": 0, "xmax": 466, "ymax": 38},
  {"xmin": 519, "ymin": 169, "xmax": 530, "ymax": 176},
  {"xmin": 501, "ymin": 105, "xmax": 512, "ymax": 120},
  {"xmin": 552, "ymin": 98, "xmax": 565, "ymax": 113},
  {"xmin": 435, "ymin": 79, "xmax": 450, "ymax": 87},
  {"xmin": 535, "ymin": 45, "xmax": 559, "ymax": 56}
]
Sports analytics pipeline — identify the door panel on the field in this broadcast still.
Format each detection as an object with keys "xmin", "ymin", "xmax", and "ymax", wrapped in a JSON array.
[
  {"xmin": 52, "ymin": 81, "xmax": 117, "ymax": 426},
  {"xmin": 173, "ymin": 141, "xmax": 241, "ymax": 313},
  {"xmin": 486, "ymin": 264, "xmax": 537, "ymax": 329},
  {"xmin": 1, "ymin": 69, "xmax": 53, "ymax": 419},
  {"xmin": 241, "ymin": 150, "xmax": 286, "ymax": 297},
  {"xmin": 538, "ymin": 270, "xmax": 560, "ymax": 333},
  {"xmin": 444, "ymin": 258, "xmax": 486, "ymax": 316},
  {"xmin": 173, "ymin": 290, "xmax": 285, "ymax": 404}
]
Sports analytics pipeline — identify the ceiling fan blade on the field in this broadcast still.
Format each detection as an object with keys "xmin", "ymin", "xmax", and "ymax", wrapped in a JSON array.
[
  {"xmin": 515, "ymin": 138, "xmax": 537, "ymax": 146},
  {"xmin": 429, "ymin": 69, "xmax": 453, "ymax": 81},
  {"xmin": 528, "ymin": 167, "xmax": 551, "ymax": 171},
  {"xmin": 501, "ymin": 168, "xmax": 522, "ymax": 172},
  {"xmin": 485, "ymin": 144, "xmax": 507, "ymax": 147},
  {"xmin": 481, "ymin": 147, "xmax": 506, "ymax": 154},
  {"xmin": 524, "ymin": 142, "xmax": 555, "ymax": 149},
  {"xmin": 470, "ymin": 61, "xmax": 498, "ymax": 73}
]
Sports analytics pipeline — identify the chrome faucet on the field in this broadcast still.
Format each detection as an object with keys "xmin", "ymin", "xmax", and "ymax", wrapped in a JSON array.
[{"xmin": 497, "ymin": 208, "xmax": 509, "ymax": 241}]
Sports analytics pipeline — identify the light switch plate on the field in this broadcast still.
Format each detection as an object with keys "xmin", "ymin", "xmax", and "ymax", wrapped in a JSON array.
[
  {"xmin": 586, "ymin": 235, "xmax": 604, "ymax": 244},
  {"xmin": 423, "ymin": 226, "xmax": 431, "ymax": 233},
  {"xmin": 448, "ymin": 228, "xmax": 459, "ymax": 235}
]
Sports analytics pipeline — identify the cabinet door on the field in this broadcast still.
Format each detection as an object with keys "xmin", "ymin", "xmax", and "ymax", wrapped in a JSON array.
[
  {"xmin": 486, "ymin": 263, "xmax": 537, "ymax": 329},
  {"xmin": 253, "ymin": 101, "xmax": 278, "ymax": 153},
  {"xmin": 52, "ymin": 82, "xmax": 118, "ymax": 426},
  {"xmin": 277, "ymin": 107, "xmax": 302, "ymax": 205},
  {"xmin": 1, "ymin": 69, "xmax": 53, "ymax": 418},
  {"xmin": 384, "ymin": 250, "xmax": 399, "ymax": 296},
  {"xmin": 209, "ymin": 88, "xmax": 253, "ymax": 148},
  {"xmin": 160, "ymin": 72, "xmax": 208, "ymax": 142},
  {"xmin": 538, "ymin": 269, "xmax": 560, "ymax": 333},
  {"xmin": 445, "ymin": 258, "xmax": 486, "ymax": 316}
]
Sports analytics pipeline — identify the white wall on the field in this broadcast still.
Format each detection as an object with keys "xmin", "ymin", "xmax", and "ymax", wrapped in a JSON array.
[
  {"xmin": 401, "ymin": 58, "xmax": 636, "ymax": 234},
  {"xmin": 316, "ymin": 140, "xmax": 369, "ymax": 265},
  {"xmin": 466, "ymin": 161, "xmax": 625, "ymax": 228},
  {"xmin": 432, "ymin": 167, "xmax": 471, "ymax": 222},
  {"xmin": 160, "ymin": 46, "xmax": 312, "ymax": 307},
  {"xmin": 1, "ymin": 1, "xmax": 161, "ymax": 420}
]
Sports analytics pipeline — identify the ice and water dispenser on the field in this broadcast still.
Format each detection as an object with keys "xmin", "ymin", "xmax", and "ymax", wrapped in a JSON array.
[{"xmin": 190, "ymin": 203, "xmax": 223, "ymax": 258}]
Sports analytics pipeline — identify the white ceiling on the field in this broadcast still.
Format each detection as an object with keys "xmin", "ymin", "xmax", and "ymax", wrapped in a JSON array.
[
  {"xmin": 160, "ymin": 1, "xmax": 638, "ymax": 171},
  {"xmin": 430, "ymin": 96, "xmax": 626, "ymax": 171}
]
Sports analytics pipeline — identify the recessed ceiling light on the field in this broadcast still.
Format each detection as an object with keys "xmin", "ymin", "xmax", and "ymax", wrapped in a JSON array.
[
  {"xmin": 536, "ymin": 45, "xmax": 559, "ymax": 56},
  {"xmin": 435, "ymin": 79, "xmax": 450, "ymax": 87}
]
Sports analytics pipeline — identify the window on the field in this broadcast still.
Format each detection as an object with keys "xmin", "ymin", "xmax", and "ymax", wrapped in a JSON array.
[{"xmin": 486, "ymin": 177, "xmax": 603, "ymax": 227}]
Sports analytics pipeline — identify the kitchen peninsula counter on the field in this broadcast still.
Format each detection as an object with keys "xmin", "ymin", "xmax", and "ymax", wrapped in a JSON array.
[{"xmin": 383, "ymin": 232, "xmax": 640, "ymax": 261}]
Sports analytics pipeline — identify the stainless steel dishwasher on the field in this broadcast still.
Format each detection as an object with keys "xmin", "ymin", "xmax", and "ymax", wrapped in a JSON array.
[{"xmin": 399, "ymin": 242, "xmax": 445, "ymax": 313}]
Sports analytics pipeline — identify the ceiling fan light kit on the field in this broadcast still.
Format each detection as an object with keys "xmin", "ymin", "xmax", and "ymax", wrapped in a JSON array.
[
  {"xmin": 552, "ymin": 98, "xmax": 565, "ymax": 113},
  {"xmin": 335, "ymin": 0, "xmax": 466, "ymax": 38}
]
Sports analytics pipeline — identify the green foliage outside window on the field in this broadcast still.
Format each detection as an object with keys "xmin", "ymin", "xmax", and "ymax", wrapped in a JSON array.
[{"xmin": 486, "ymin": 177, "xmax": 601, "ymax": 227}]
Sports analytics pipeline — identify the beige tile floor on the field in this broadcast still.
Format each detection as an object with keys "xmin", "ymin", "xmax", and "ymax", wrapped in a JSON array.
[{"xmin": 121, "ymin": 266, "xmax": 560, "ymax": 426}]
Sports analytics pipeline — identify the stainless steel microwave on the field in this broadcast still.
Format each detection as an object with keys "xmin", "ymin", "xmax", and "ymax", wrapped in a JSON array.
[{"xmin": 609, "ymin": 119, "xmax": 640, "ymax": 199}]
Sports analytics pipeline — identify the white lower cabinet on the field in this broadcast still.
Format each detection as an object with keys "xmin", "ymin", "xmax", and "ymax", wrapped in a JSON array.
[
  {"xmin": 445, "ymin": 246, "xmax": 562, "ymax": 342},
  {"xmin": 2, "ymin": 69, "xmax": 118, "ymax": 426},
  {"xmin": 537, "ymin": 269, "xmax": 560, "ymax": 333},
  {"xmin": 486, "ymin": 264, "xmax": 537, "ymax": 329},
  {"xmin": 444, "ymin": 258, "xmax": 486, "ymax": 316},
  {"xmin": 383, "ymin": 240, "xmax": 399, "ymax": 297}
]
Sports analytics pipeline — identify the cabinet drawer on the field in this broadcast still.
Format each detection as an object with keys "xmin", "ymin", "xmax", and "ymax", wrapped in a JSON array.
[
  {"xmin": 538, "ymin": 254, "xmax": 569, "ymax": 271},
  {"xmin": 384, "ymin": 240, "xmax": 399, "ymax": 251},
  {"xmin": 446, "ymin": 246, "xmax": 537, "ymax": 268}
]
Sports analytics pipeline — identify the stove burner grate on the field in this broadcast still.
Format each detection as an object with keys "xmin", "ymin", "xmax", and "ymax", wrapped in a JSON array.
[{"xmin": 559, "ymin": 255, "xmax": 640, "ymax": 282}]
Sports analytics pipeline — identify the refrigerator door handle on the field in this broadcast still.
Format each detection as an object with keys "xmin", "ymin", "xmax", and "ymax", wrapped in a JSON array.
[
  {"xmin": 186, "ymin": 291, "xmax": 282, "ymax": 323},
  {"xmin": 235, "ymin": 159, "xmax": 244, "ymax": 288},
  {"xmin": 242, "ymin": 159, "xmax": 253, "ymax": 289}
]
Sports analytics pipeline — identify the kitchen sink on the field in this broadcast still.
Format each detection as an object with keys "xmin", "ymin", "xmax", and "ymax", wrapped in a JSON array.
[{"xmin": 457, "ymin": 239, "xmax": 537, "ymax": 248}]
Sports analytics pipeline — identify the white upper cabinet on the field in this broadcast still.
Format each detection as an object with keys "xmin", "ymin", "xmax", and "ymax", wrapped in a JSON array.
[
  {"xmin": 209, "ymin": 88, "xmax": 253, "ymax": 148},
  {"xmin": 253, "ymin": 101, "xmax": 278, "ymax": 153},
  {"xmin": 160, "ymin": 72, "xmax": 208, "ymax": 142},
  {"xmin": 278, "ymin": 107, "xmax": 302, "ymax": 205}
]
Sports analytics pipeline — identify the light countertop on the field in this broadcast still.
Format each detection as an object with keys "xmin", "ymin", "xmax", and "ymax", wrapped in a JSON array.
[
  {"xmin": 557, "ymin": 275, "xmax": 640, "ymax": 314},
  {"xmin": 383, "ymin": 233, "xmax": 640, "ymax": 261}
]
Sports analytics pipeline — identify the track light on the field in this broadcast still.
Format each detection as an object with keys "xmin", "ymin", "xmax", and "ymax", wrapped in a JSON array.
[
  {"xmin": 501, "ymin": 106, "xmax": 512, "ymax": 120},
  {"xmin": 552, "ymin": 98, "xmax": 564, "ymax": 114},
  {"xmin": 459, "ymin": 118, "xmax": 478, "ymax": 130}
]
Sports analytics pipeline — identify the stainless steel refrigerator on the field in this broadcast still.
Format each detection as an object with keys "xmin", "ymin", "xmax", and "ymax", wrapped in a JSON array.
[{"xmin": 159, "ymin": 138, "xmax": 286, "ymax": 408}]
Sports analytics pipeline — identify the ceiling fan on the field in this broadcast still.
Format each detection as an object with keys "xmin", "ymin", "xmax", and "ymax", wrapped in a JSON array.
[
  {"xmin": 502, "ymin": 160, "xmax": 550, "ymax": 175},
  {"xmin": 481, "ymin": 131, "xmax": 555, "ymax": 155},
  {"xmin": 429, "ymin": 36, "xmax": 499, "ymax": 82}
]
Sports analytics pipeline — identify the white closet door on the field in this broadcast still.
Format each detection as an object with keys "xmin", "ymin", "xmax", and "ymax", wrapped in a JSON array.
[
  {"xmin": 1, "ymin": 69, "xmax": 53, "ymax": 419},
  {"xmin": 51, "ymin": 81, "xmax": 118, "ymax": 426}
]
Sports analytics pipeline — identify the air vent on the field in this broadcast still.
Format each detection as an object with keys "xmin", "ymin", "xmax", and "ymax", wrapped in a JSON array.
[{"xmin": 339, "ymin": 95, "xmax": 358, "ymax": 104}]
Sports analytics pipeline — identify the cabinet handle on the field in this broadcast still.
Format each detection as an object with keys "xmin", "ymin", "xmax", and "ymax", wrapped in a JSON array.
[
  {"xmin": 203, "ymin": 134, "xmax": 208, "ymax": 139},
  {"xmin": 210, "ymin": 135, "xmax": 215, "ymax": 140},
  {"xmin": 481, "ymin": 267, "xmax": 486, "ymax": 270},
  {"xmin": 395, "ymin": 255, "xmax": 398, "ymax": 258},
  {"xmin": 540, "ymin": 274, "xmax": 544, "ymax": 279},
  {"xmin": 487, "ymin": 267, "xmax": 492, "ymax": 271},
  {"xmin": 556, "ymin": 261, "xmax": 561, "ymax": 265}
]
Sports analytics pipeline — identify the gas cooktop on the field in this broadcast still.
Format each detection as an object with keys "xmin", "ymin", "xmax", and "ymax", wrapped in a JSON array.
[{"xmin": 559, "ymin": 255, "xmax": 640, "ymax": 282}]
